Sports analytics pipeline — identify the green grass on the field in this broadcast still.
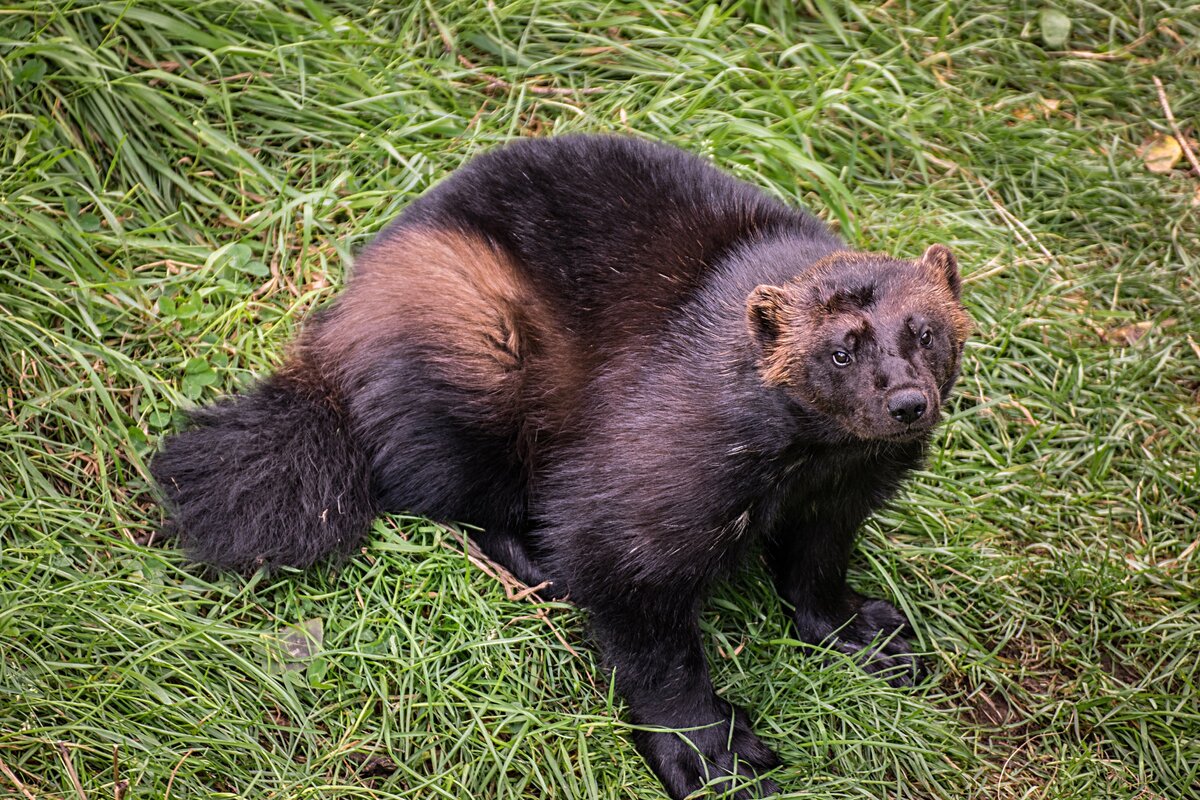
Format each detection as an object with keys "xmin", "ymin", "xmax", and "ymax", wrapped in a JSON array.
[{"xmin": 2, "ymin": 1, "xmax": 1198, "ymax": 797}]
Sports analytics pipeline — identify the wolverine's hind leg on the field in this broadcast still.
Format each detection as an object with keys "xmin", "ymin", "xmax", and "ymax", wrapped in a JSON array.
[
  {"xmin": 314, "ymin": 226, "xmax": 563, "ymax": 591},
  {"xmin": 470, "ymin": 527, "xmax": 551, "ymax": 590},
  {"xmin": 335, "ymin": 339, "xmax": 553, "ymax": 589}
]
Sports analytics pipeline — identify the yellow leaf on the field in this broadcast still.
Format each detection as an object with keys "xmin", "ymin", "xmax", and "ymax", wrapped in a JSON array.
[
  {"xmin": 1140, "ymin": 134, "xmax": 1183, "ymax": 174},
  {"xmin": 1106, "ymin": 321, "xmax": 1153, "ymax": 346}
]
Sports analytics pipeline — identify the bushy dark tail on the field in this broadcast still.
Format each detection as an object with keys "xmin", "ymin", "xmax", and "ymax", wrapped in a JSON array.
[{"xmin": 151, "ymin": 365, "xmax": 375, "ymax": 573}]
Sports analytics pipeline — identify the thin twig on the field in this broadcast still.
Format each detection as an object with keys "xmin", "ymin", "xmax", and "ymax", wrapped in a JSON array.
[
  {"xmin": 1187, "ymin": 334, "xmax": 1200, "ymax": 362},
  {"xmin": 924, "ymin": 152, "xmax": 1060, "ymax": 267},
  {"xmin": 1052, "ymin": 29, "xmax": 1154, "ymax": 61},
  {"xmin": 1153, "ymin": 76, "xmax": 1200, "ymax": 180},
  {"xmin": 1157, "ymin": 22, "xmax": 1187, "ymax": 48},
  {"xmin": 437, "ymin": 523, "xmax": 580, "ymax": 657},
  {"xmin": 163, "ymin": 750, "xmax": 193, "ymax": 800},
  {"xmin": 1057, "ymin": 49, "xmax": 1133, "ymax": 61},
  {"xmin": 0, "ymin": 754, "xmax": 37, "ymax": 800},
  {"xmin": 112, "ymin": 744, "xmax": 128, "ymax": 800},
  {"xmin": 56, "ymin": 742, "xmax": 87, "ymax": 800},
  {"xmin": 981, "ymin": 183, "xmax": 1056, "ymax": 262}
]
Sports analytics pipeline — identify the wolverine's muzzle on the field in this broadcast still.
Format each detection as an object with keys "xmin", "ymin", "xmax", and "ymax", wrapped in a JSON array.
[{"xmin": 886, "ymin": 389, "xmax": 927, "ymax": 425}]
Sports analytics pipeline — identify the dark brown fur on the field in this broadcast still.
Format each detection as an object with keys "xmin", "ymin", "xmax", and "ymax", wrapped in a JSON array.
[{"xmin": 151, "ymin": 135, "xmax": 970, "ymax": 799}]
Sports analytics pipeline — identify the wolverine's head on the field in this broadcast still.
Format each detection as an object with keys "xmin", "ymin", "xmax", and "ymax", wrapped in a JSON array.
[{"xmin": 746, "ymin": 244, "xmax": 972, "ymax": 443}]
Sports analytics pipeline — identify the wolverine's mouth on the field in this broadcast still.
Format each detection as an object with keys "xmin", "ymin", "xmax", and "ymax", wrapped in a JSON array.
[
  {"xmin": 844, "ymin": 405, "xmax": 940, "ymax": 443},
  {"xmin": 874, "ymin": 429, "xmax": 931, "ymax": 443},
  {"xmin": 842, "ymin": 423, "xmax": 928, "ymax": 445}
]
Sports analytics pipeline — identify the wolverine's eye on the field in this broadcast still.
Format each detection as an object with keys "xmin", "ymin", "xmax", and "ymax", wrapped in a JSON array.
[
  {"xmin": 831, "ymin": 350, "xmax": 853, "ymax": 367},
  {"xmin": 919, "ymin": 329, "xmax": 934, "ymax": 348}
]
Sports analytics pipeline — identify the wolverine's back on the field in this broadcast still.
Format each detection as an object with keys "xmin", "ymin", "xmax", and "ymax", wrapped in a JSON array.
[{"xmin": 384, "ymin": 135, "xmax": 838, "ymax": 335}]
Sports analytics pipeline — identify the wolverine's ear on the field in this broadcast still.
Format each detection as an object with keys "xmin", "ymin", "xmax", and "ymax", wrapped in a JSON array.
[
  {"xmin": 746, "ymin": 284, "xmax": 791, "ymax": 347},
  {"xmin": 919, "ymin": 244, "xmax": 961, "ymax": 299}
]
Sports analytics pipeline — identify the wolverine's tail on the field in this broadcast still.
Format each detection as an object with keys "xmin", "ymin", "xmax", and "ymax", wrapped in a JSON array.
[{"xmin": 150, "ymin": 356, "xmax": 374, "ymax": 573}]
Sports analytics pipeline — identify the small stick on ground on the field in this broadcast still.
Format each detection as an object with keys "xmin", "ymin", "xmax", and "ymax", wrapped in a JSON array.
[
  {"xmin": 56, "ymin": 742, "xmax": 87, "ymax": 800},
  {"xmin": 163, "ymin": 750, "xmax": 193, "ymax": 800},
  {"xmin": 1054, "ymin": 29, "xmax": 1154, "ymax": 60},
  {"xmin": 1153, "ymin": 76, "xmax": 1200, "ymax": 179},
  {"xmin": 0, "ymin": 754, "xmax": 37, "ymax": 800},
  {"xmin": 438, "ymin": 523, "xmax": 580, "ymax": 657},
  {"xmin": 112, "ymin": 744, "xmax": 128, "ymax": 800}
]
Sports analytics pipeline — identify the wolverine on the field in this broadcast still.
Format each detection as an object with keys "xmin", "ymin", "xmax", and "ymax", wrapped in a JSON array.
[{"xmin": 153, "ymin": 134, "xmax": 971, "ymax": 799}]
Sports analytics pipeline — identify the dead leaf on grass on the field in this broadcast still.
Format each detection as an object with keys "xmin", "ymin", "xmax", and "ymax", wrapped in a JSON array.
[
  {"xmin": 1105, "ymin": 321, "xmax": 1153, "ymax": 346},
  {"xmin": 265, "ymin": 618, "xmax": 324, "ymax": 673},
  {"xmin": 346, "ymin": 753, "xmax": 399, "ymax": 778},
  {"xmin": 1103, "ymin": 318, "xmax": 1176, "ymax": 346},
  {"xmin": 1140, "ymin": 134, "xmax": 1183, "ymax": 173}
]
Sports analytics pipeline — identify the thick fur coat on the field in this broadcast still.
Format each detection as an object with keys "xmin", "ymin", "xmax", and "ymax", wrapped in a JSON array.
[{"xmin": 152, "ymin": 135, "xmax": 971, "ymax": 799}]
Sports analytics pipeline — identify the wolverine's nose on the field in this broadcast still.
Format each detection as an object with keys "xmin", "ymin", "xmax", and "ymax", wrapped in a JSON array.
[{"xmin": 887, "ymin": 390, "xmax": 927, "ymax": 425}]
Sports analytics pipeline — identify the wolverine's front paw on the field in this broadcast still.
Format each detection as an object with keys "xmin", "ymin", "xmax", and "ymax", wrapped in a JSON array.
[
  {"xmin": 795, "ymin": 593, "xmax": 925, "ymax": 687},
  {"xmin": 634, "ymin": 700, "xmax": 780, "ymax": 799}
]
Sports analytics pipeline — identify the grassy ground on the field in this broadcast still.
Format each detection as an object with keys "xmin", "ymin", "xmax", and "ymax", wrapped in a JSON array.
[{"xmin": 2, "ymin": 1, "xmax": 1199, "ymax": 797}]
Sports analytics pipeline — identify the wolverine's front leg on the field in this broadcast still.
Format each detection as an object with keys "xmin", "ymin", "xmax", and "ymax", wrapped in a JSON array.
[
  {"xmin": 768, "ymin": 511, "xmax": 923, "ymax": 686},
  {"xmin": 588, "ymin": 592, "xmax": 780, "ymax": 799}
]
